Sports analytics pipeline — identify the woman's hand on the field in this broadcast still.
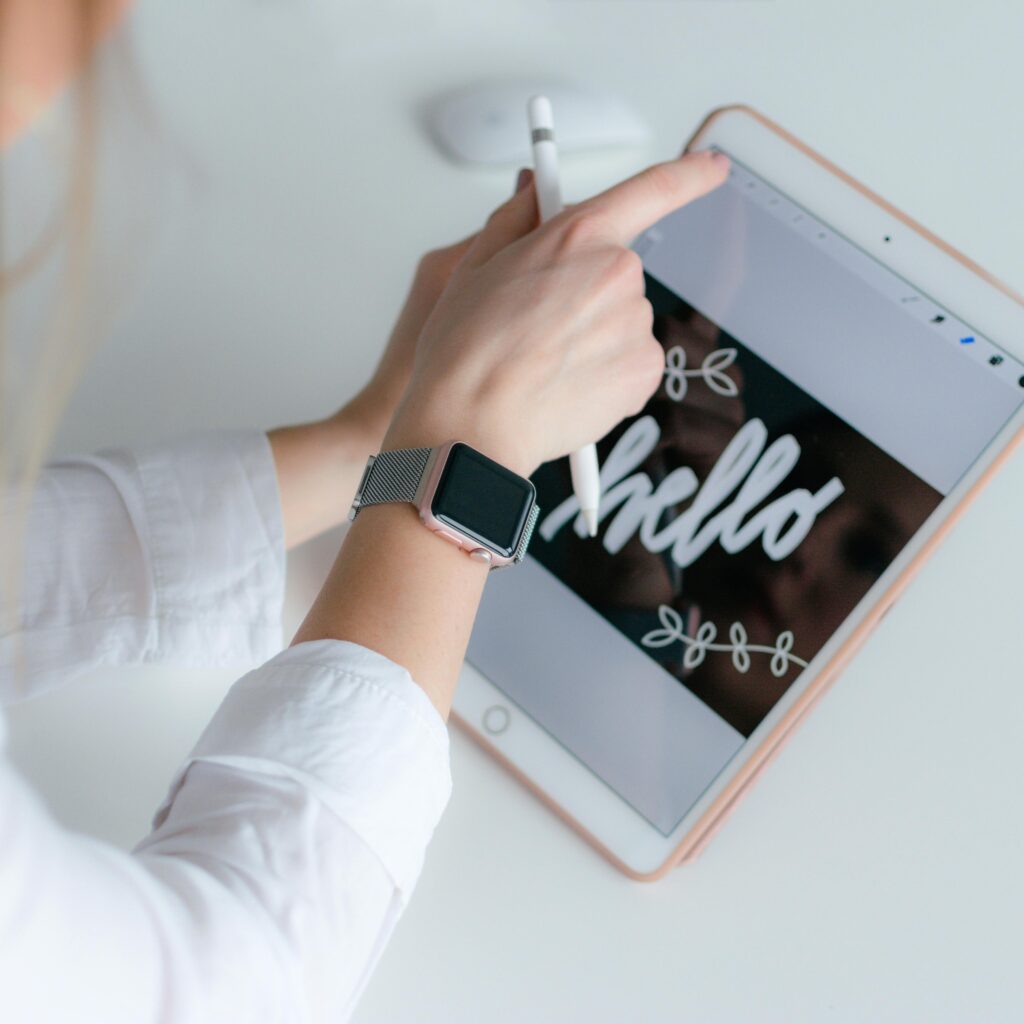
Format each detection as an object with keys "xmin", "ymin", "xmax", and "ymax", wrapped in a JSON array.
[
  {"xmin": 293, "ymin": 149, "xmax": 731, "ymax": 715},
  {"xmin": 330, "ymin": 169, "xmax": 537, "ymax": 450},
  {"xmin": 332, "ymin": 232, "xmax": 479, "ymax": 449},
  {"xmin": 268, "ymin": 232, "xmax": 477, "ymax": 548},
  {"xmin": 267, "ymin": 234, "xmax": 471, "ymax": 548},
  {"xmin": 384, "ymin": 150, "xmax": 731, "ymax": 477},
  {"xmin": 268, "ymin": 174, "xmax": 536, "ymax": 548}
]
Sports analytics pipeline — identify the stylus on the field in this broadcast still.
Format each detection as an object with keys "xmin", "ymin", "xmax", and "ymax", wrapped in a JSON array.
[{"xmin": 527, "ymin": 94, "xmax": 602, "ymax": 538}]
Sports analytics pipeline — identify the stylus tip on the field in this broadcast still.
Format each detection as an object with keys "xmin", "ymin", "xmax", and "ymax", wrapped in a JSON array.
[{"xmin": 582, "ymin": 508, "xmax": 599, "ymax": 538}]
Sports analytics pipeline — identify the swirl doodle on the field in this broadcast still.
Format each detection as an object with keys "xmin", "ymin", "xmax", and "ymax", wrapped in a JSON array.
[
  {"xmin": 664, "ymin": 346, "xmax": 740, "ymax": 403},
  {"xmin": 641, "ymin": 605, "xmax": 808, "ymax": 678}
]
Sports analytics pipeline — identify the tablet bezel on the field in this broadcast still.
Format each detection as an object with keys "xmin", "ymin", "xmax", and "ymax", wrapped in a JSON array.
[{"xmin": 451, "ymin": 105, "xmax": 1024, "ymax": 880}]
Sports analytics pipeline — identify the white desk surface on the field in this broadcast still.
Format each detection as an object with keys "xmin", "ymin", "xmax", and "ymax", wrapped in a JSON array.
[{"xmin": 6, "ymin": 1, "xmax": 1024, "ymax": 1021}]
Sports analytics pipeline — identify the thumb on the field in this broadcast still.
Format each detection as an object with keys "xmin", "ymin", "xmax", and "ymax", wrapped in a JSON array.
[{"xmin": 461, "ymin": 168, "xmax": 537, "ymax": 269}]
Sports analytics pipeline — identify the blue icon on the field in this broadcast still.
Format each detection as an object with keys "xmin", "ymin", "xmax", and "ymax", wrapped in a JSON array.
[{"xmin": 960, "ymin": 336, "xmax": 976, "ymax": 345}]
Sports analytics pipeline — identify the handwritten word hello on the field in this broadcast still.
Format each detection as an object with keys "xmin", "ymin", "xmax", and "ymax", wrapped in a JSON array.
[{"xmin": 538, "ymin": 415, "xmax": 845, "ymax": 567}]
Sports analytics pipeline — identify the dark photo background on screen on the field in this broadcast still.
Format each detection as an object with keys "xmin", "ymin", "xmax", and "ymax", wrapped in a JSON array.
[{"xmin": 530, "ymin": 274, "xmax": 943, "ymax": 736}]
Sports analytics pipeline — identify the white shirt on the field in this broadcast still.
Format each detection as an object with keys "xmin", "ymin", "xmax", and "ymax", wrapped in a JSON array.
[{"xmin": 0, "ymin": 430, "xmax": 452, "ymax": 1023}]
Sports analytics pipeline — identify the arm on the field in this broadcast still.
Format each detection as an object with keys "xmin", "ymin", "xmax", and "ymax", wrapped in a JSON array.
[
  {"xmin": 0, "ymin": 237, "xmax": 475, "ymax": 702},
  {"xmin": 0, "ymin": 431, "xmax": 286, "ymax": 703},
  {"xmin": 0, "ymin": 639, "xmax": 448, "ymax": 1023},
  {"xmin": 294, "ymin": 151, "xmax": 731, "ymax": 716},
  {"xmin": 1, "ymin": 153, "xmax": 727, "ymax": 1024},
  {"xmin": 266, "ymin": 234, "xmax": 476, "ymax": 549}
]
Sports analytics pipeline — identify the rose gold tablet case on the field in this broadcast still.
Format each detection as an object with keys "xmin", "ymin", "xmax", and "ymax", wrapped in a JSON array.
[{"xmin": 451, "ymin": 105, "xmax": 1024, "ymax": 881}]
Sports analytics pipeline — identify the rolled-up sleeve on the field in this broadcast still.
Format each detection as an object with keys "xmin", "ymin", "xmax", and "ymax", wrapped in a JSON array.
[
  {"xmin": 1, "ymin": 430, "xmax": 286, "ymax": 701},
  {"xmin": 1, "ymin": 638, "xmax": 452, "ymax": 1023},
  {"xmin": 148, "ymin": 639, "xmax": 452, "ymax": 894}
]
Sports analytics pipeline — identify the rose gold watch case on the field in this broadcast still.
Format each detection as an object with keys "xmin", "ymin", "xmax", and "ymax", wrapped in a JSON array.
[
  {"xmin": 415, "ymin": 440, "xmax": 518, "ymax": 569},
  {"xmin": 451, "ymin": 104, "xmax": 1024, "ymax": 881}
]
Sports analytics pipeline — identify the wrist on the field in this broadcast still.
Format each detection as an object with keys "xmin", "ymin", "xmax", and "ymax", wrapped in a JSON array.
[
  {"xmin": 382, "ymin": 394, "xmax": 537, "ymax": 478},
  {"xmin": 295, "ymin": 499, "xmax": 490, "ymax": 718},
  {"xmin": 327, "ymin": 390, "xmax": 394, "ymax": 455},
  {"xmin": 267, "ymin": 398, "xmax": 399, "ymax": 548}
]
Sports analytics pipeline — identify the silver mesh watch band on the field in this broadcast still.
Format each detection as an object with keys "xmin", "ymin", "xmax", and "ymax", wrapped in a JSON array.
[
  {"xmin": 349, "ymin": 446, "xmax": 540, "ymax": 568},
  {"xmin": 349, "ymin": 448, "xmax": 432, "ymax": 515},
  {"xmin": 513, "ymin": 502, "xmax": 541, "ymax": 566}
]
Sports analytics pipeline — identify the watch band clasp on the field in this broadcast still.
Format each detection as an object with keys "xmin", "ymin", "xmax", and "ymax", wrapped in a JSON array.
[{"xmin": 349, "ymin": 453, "xmax": 378, "ymax": 522}]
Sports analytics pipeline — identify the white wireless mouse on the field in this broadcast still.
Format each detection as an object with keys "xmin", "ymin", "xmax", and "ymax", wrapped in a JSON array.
[{"xmin": 426, "ymin": 79, "xmax": 651, "ymax": 165}]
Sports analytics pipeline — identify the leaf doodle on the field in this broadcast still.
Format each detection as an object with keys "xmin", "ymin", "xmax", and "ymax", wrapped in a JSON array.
[
  {"xmin": 642, "ymin": 604, "xmax": 687, "ymax": 648},
  {"xmin": 664, "ymin": 346, "xmax": 689, "ymax": 402},
  {"xmin": 641, "ymin": 605, "xmax": 809, "ymax": 678},
  {"xmin": 701, "ymin": 348, "xmax": 740, "ymax": 397},
  {"xmin": 728, "ymin": 621, "xmax": 751, "ymax": 673},
  {"xmin": 770, "ymin": 631, "xmax": 798, "ymax": 678},
  {"xmin": 663, "ymin": 345, "xmax": 740, "ymax": 403},
  {"xmin": 683, "ymin": 620, "xmax": 718, "ymax": 669}
]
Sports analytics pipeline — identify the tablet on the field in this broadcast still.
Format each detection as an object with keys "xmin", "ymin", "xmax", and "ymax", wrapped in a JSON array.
[{"xmin": 452, "ymin": 105, "xmax": 1024, "ymax": 879}]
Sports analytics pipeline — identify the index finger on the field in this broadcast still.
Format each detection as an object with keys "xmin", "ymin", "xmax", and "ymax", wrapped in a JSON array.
[{"xmin": 577, "ymin": 149, "xmax": 730, "ymax": 245}]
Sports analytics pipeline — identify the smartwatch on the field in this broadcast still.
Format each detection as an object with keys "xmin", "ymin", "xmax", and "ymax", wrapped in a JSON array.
[{"xmin": 349, "ymin": 441, "xmax": 540, "ymax": 569}]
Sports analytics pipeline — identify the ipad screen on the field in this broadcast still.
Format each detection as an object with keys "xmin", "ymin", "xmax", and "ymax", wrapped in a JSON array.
[{"xmin": 467, "ymin": 152, "xmax": 1024, "ymax": 836}]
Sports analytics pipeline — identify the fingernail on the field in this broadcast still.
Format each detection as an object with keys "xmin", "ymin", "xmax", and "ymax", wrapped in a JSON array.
[
  {"xmin": 514, "ymin": 167, "xmax": 532, "ymax": 194},
  {"xmin": 709, "ymin": 150, "xmax": 730, "ymax": 170}
]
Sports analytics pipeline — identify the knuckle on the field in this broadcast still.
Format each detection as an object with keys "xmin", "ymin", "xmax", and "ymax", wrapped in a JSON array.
[
  {"xmin": 559, "ymin": 211, "xmax": 604, "ymax": 250},
  {"xmin": 485, "ymin": 205, "xmax": 507, "ymax": 232},
  {"xmin": 603, "ymin": 247, "xmax": 644, "ymax": 289},
  {"xmin": 637, "ymin": 340, "xmax": 666, "ymax": 401},
  {"xmin": 648, "ymin": 336, "xmax": 667, "ymax": 378},
  {"xmin": 416, "ymin": 246, "xmax": 440, "ymax": 268},
  {"xmin": 485, "ymin": 192, "xmax": 523, "ymax": 232},
  {"xmin": 418, "ymin": 242, "xmax": 470, "ymax": 288},
  {"xmin": 621, "ymin": 247, "xmax": 645, "ymax": 285},
  {"xmin": 621, "ymin": 383, "xmax": 649, "ymax": 420},
  {"xmin": 618, "ymin": 354, "xmax": 659, "ymax": 417},
  {"xmin": 638, "ymin": 296, "xmax": 655, "ymax": 331},
  {"xmin": 417, "ymin": 247, "xmax": 449, "ymax": 279},
  {"xmin": 624, "ymin": 388, "xmax": 643, "ymax": 419}
]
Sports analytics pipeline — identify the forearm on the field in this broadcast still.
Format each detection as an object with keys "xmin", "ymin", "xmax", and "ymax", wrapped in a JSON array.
[
  {"xmin": 288, "ymin": 387, "xmax": 534, "ymax": 717},
  {"xmin": 291, "ymin": 502, "xmax": 488, "ymax": 717},
  {"xmin": 1, "ymin": 633, "xmax": 450, "ymax": 1023},
  {"xmin": 265, "ymin": 237, "xmax": 483, "ymax": 551},
  {"xmin": 285, "ymin": 153, "xmax": 724, "ymax": 716},
  {"xmin": 267, "ymin": 396, "xmax": 389, "ymax": 549}
]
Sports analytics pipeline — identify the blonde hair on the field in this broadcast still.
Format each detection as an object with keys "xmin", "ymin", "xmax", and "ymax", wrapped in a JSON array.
[{"xmin": 1, "ymin": 0, "xmax": 102, "ymax": 669}]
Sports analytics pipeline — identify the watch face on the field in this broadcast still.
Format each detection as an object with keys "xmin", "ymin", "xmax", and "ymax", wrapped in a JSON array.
[{"xmin": 431, "ymin": 444, "xmax": 536, "ymax": 558}]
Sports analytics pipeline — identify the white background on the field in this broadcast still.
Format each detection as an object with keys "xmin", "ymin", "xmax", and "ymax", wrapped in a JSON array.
[{"xmin": 6, "ymin": 2, "xmax": 1024, "ymax": 1021}]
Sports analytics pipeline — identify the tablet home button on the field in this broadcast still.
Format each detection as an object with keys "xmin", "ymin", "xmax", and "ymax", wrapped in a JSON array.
[{"xmin": 482, "ymin": 704, "xmax": 510, "ymax": 736}]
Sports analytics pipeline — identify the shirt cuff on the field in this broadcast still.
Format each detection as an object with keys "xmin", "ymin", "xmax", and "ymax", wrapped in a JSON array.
[
  {"xmin": 132, "ymin": 429, "xmax": 286, "ymax": 667},
  {"xmin": 151, "ymin": 640, "xmax": 452, "ymax": 896}
]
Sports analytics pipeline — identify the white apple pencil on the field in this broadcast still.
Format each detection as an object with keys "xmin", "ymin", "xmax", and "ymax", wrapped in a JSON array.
[{"xmin": 526, "ymin": 94, "xmax": 601, "ymax": 538}]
